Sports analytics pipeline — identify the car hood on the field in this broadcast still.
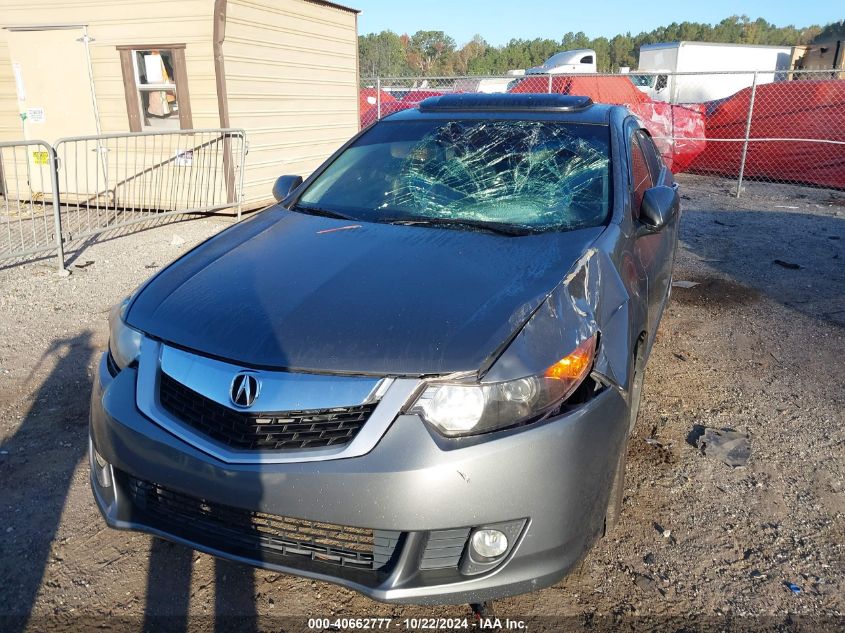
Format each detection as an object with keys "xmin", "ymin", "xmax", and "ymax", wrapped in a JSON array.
[{"xmin": 126, "ymin": 208, "xmax": 603, "ymax": 376}]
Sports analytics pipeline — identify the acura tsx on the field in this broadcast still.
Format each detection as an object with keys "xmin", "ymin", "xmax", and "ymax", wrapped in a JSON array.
[{"xmin": 89, "ymin": 93, "xmax": 680, "ymax": 605}]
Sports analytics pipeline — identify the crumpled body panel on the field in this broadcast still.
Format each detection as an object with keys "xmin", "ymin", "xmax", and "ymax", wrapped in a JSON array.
[{"xmin": 484, "ymin": 246, "xmax": 631, "ymax": 389}]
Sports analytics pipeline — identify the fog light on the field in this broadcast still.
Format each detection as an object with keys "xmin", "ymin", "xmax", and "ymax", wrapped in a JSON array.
[
  {"xmin": 470, "ymin": 528, "xmax": 509, "ymax": 559},
  {"xmin": 91, "ymin": 445, "xmax": 112, "ymax": 489}
]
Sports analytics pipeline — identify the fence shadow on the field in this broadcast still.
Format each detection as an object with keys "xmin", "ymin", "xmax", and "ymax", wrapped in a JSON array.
[{"xmin": 142, "ymin": 542, "xmax": 257, "ymax": 633}]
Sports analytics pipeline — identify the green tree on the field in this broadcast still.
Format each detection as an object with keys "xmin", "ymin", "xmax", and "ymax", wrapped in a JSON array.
[
  {"xmin": 813, "ymin": 20, "xmax": 845, "ymax": 42},
  {"xmin": 609, "ymin": 33, "xmax": 635, "ymax": 70},
  {"xmin": 406, "ymin": 30, "xmax": 457, "ymax": 75},
  {"xmin": 358, "ymin": 30, "xmax": 409, "ymax": 76},
  {"xmin": 455, "ymin": 35, "xmax": 488, "ymax": 75},
  {"xmin": 359, "ymin": 16, "xmax": 836, "ymax": 76},
  {"xmin": 591, "ymin": 37, "xmax": 611, "ymax": 72}
]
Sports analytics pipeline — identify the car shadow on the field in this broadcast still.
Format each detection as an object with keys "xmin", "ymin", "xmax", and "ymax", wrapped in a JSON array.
[
  {"xmin": 0, "ymin": 327, "xmax": 259, "ymax": 632},
  {"xmin": 677, "ymin": 208, "xmax": 845, "ymax": 327},
  {"xmin": 0, "ymin": 331, "xmax": 94, "ymax": 633}
]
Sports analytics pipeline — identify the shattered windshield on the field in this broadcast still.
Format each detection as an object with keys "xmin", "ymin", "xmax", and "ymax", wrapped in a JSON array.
[{"xmin": 297, "ymin": 119, "xmax": 611, "ymax": 233}]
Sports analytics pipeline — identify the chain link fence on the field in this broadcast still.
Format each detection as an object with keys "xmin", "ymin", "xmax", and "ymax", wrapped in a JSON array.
[
  {"xmin": 360, "ymin": 69, "xmax": 845, "ymax": 195},
  {"xmin": 1, "ymin": 129, "xmax": 246, "ymax": 271}
]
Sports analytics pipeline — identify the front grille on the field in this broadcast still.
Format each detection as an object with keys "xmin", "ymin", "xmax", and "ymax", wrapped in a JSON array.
[
  {"xmin": 158, "ymin": 371, "xmax": 374, "ymax": 451},
  {"xmin": 126, "ymin": 476, "xmax": 401, "ymax": 573}
]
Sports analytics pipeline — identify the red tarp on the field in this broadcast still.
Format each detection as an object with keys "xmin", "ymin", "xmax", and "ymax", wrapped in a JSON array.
[
  {"xmin": 510, "ymin": 75, "xmax": 706, "ymax": 172},
  {"xmin": 359, "ymin": 89, "xmax": 445, "ymax": 127},
  {"xmin": 688, "ymin": 80, "xmax": 845, "ymax": 189},
  {"xmin": 398, "ymin": 90, "xmax": 445, "ymax": 104},
  {"xmin": 359, "ymin": 88, "xmax": 397, "ymax": 127},
  {"xmin": 629, "ymin": 101, "xmax": 707, "ymax": 173},
  {"xmin": 509, "ymin": 74, "xmax": 649, "ymax": 104}
]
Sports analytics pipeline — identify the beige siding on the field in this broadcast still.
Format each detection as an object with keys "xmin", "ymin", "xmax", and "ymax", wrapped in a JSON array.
[
  {"xmin": 1, "ymin": 0, "xmax": 359, "ymax": 212},
  {"xmin": 0, "ymin": 0, "xmax": 217, "ymax": 144},
  {"xmin": 223, "ymin": 0, "xmax": 359, "ymax": 207},
  {"xmin": 0, "ymin": 39, "xmax": 22, "ymax": 139}
]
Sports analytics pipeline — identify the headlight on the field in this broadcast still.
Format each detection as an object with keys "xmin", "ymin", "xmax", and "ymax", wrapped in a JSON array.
[
  {"xmin": 108, "ymin": 299, "xmax": 144, "ymax": 370},
  {"xmin": 409, "ymin": 335, "xmax": 596, "ymax": 437}
]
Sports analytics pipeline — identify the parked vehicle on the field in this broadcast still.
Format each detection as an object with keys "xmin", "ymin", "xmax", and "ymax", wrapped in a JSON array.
[
  {"xmin": 90, "ymin": 93, "xmax": 680, "ymax": 606},
  {"xmin": 633, "ymin": 41, "xmax": 793, "ymax": 103},
  {"xmin": 526, "ymin": 48, "xmax": 597, "ymax": 74}
]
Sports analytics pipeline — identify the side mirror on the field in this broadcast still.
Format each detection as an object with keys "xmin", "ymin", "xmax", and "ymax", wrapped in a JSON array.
[
  {"xmin": 639, "ymin": 185, "xmax": 678, "ymax": 232},
  {"xmin": 272, "ymin": 175, "xmax": 303, "ymax": 203}
]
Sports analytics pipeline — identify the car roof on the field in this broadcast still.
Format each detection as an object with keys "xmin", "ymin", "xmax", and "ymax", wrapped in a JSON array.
[{"xmin": 383, "ymin": 93, "xmax": 621, "ymax": 125}]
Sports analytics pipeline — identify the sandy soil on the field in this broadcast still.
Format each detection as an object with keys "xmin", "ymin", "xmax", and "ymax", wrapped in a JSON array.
[{"xmin": 0, "ymin": 175, "xmax": 843, "ymax": 632}]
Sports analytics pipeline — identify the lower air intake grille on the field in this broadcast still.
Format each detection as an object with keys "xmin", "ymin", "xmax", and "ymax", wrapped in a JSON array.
[
  {"xmin": 420, "ymin": 528, "xmax": 470, "ymax": 570},
  {"xmin": 158, "ymin": 371, "xmax": 374, "ymax": 451},
  {"xmin": 126, "ymin": 476, "xmax": 400, "ymax": 573}
]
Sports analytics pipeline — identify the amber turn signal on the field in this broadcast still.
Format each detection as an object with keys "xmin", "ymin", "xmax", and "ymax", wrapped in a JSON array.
[{"xmin": 544, "ymin": 335, "xmax": 596, "ymax": 381}]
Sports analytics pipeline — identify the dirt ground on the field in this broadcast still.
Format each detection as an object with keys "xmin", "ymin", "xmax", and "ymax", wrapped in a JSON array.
[{"xmin": 0, "ymin": 174, "xmax": 843, "ymax": 632}]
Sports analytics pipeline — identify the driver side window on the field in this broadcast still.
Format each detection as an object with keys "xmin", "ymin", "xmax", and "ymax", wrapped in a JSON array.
[{"xmin": 630, "ymin": 133, "xmax": 653, "ymax": 219}]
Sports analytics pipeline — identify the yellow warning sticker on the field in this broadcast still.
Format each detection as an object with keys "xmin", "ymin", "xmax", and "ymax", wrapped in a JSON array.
[{"xmin": 32, "ymin": 150, "xmax": 49, "ymax": 165}]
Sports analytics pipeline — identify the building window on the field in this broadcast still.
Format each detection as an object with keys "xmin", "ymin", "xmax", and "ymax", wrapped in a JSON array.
[{"xmin": 118, "ymin": 44, "xmax": 192, "ymax": 132}]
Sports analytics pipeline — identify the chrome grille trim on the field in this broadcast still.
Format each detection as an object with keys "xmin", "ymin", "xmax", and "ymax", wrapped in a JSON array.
[
  {"xmin": 135, "ymin": 339, "xmax": 421, "ymax": 465},
  {"xmin": 159, "ymin": 344, "xmax": 388, "ymax": 411}
]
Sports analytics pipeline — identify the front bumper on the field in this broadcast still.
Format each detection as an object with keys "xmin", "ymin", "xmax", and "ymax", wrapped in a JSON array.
[{"xmin": 89, "ymin": 353, "xmax": 629, "ymax": 604}]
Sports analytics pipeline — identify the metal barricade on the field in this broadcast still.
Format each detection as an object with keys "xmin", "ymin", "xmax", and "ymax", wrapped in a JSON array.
[
  {"xmin": 53, "ymin": 128, "xmax": 247, "ymax": 247},
  {"xmin": 0, "ymin": 140, "xmax": 64, "ymax": 270},
  {"xmin": 1, "ymin": 129, "xmax": 247, "ymax": 271}
]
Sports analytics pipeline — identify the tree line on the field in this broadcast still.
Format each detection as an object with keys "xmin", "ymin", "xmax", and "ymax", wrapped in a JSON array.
[{"xmin": 358, "ymin": 16, "xmax": 845, "ymax": 77}]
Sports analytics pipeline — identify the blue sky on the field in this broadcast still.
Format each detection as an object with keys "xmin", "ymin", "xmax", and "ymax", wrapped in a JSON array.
[{"xmin": 353, "ymin": 1, "xmax": 841, "ymax": 46}]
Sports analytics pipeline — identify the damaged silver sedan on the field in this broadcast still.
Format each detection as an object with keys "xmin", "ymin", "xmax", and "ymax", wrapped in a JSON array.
[{"xmin": 89, "ymin": 93, "xmax": 680, "ymax": 606}]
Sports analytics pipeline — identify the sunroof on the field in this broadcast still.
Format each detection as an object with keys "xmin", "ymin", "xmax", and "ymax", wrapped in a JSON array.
[{"xmin": 419, "ymin": 93, "xmax": 594, "ymax": 113}]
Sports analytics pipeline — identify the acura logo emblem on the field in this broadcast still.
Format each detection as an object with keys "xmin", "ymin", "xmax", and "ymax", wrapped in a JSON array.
[{"xmin": 230, "ymin": 372, "xmax": 260, "ymax": 408}]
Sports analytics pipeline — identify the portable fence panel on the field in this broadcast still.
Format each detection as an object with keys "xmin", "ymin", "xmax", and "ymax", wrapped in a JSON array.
[
  {"xmin": 360, "ymin": 70, "xmax": 845, "ymax": 193},
  {"xmin": 53, "ymin": 129, "xmax": 246, "ymax": 244},
  {"xmin": 0, "ymin": 140, "xmax": 63, "ymax": 266}
]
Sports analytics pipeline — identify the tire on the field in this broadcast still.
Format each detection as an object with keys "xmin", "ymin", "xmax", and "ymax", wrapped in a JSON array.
[{"xmin": 604, "ymin": 341, "xmax": 646, "ymax": 534}]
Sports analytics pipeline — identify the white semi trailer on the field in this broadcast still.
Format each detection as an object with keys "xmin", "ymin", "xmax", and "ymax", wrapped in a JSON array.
[
  {"xmin": 526, "ymin": 49, "xmax": 597, "ymax": 75},
  {"xmin": 633, "ymin": 41, "xmax": 793, "ymax": 103}
]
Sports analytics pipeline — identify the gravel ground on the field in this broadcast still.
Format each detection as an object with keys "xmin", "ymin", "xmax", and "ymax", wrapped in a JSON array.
[{"xmin": 0, "ymin": 175, "xmax": 843, "ymax": 632}]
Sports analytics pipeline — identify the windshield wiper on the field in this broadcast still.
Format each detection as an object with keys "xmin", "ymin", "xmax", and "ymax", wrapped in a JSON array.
[
  {"xmin": 386, "ymin": 217, "xmax": 536, "ymax": 237},
  {"xmin": 290, "ymin": 203, "xmax": 355, "ymax": 221}
]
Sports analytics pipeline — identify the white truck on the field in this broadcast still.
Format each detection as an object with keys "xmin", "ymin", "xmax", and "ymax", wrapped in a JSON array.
[
  {"xmin": 633, "ymin": 42, "xmax": 793, "ymax": 103},
  {"xmin": 526, "ymin": 49, "xmax": 597, "ymax": 75}
]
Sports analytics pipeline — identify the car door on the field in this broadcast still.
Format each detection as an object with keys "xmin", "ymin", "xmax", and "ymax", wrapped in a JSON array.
[{"xmin": 628, "ymin": 126, "xmax": 679, "ymax": 344}]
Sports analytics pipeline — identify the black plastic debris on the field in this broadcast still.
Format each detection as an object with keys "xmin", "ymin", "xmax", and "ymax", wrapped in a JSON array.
[{"xmin": 695, "ymin": 427, "xmax": 751, "ymax": 467}]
